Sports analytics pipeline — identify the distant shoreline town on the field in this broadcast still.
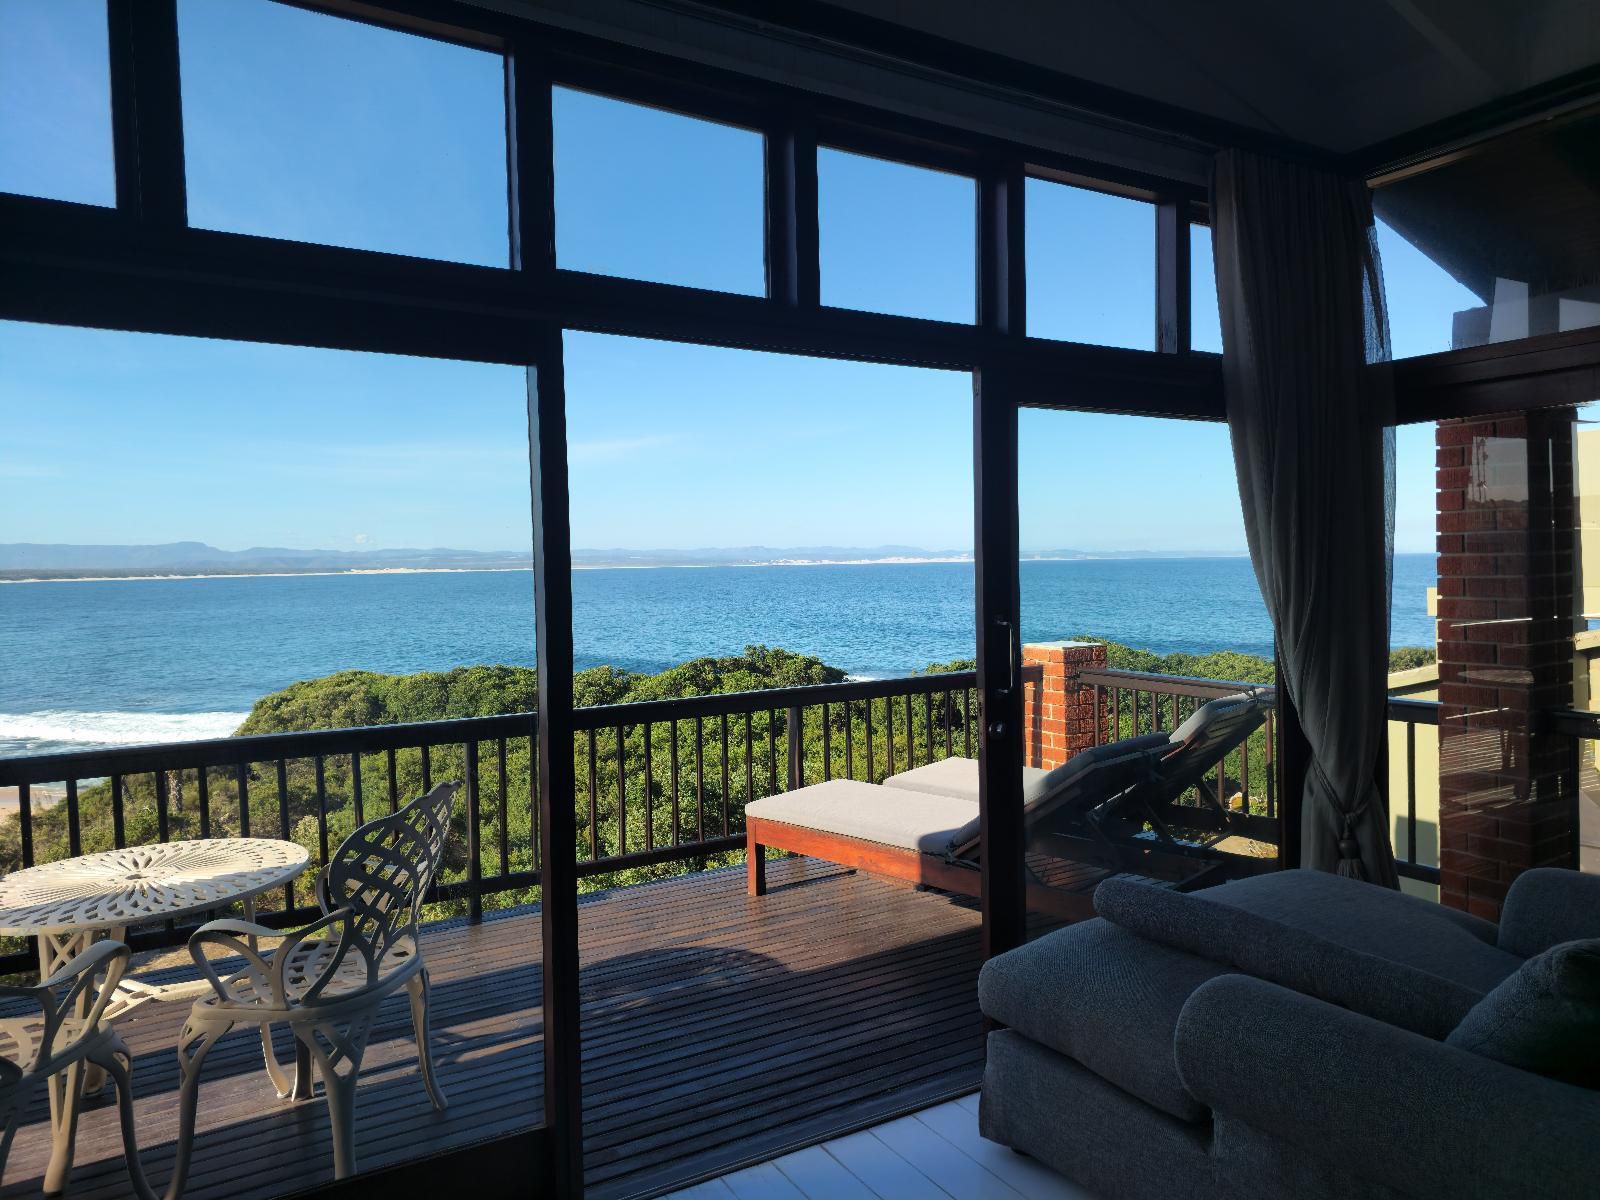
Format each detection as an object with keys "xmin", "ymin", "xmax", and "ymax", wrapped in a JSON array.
[{"xmin": 0, "ymin": 541, "xmax": 1256, "ymax": 583}]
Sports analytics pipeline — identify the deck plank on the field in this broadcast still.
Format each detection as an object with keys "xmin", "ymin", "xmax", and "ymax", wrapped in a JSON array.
[{"xmin": 0, "ymin": 856, "xmax": 988, "ymax": 1200}]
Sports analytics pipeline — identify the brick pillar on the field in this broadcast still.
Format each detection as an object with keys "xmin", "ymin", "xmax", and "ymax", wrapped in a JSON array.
[
  {"xmin": 1021, "ymin": 641, "xmax": 1108, "ymax": 770},
  {"xmin": 1435, "ymin": 408, "xmax": 1579, "ymax": 920}
]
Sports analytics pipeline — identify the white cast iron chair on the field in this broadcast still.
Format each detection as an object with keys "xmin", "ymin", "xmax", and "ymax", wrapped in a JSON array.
[
  {"xmin": 0, "ymin": 938, "xmax": 156, "ymax": 1198},
  {"xmin": 166, "ymin": 781, "xmax": 461, "ymax": 1196}
]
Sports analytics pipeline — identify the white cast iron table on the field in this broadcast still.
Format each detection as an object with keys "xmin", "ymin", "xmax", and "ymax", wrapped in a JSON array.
[{"xmin": 0, "ymin": 839, "xmax": 309, "ymax": 1193}]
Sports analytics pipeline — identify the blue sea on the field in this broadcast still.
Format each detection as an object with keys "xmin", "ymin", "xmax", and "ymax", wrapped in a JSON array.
[{"xmin": 0, "ymin": 555, "xmax": 1438, "ymax": 756}]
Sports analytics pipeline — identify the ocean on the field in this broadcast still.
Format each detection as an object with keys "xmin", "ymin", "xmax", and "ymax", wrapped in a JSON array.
[{"xmin": 0, "ymin": 555, "xmax": 1439, "ymax": 756}]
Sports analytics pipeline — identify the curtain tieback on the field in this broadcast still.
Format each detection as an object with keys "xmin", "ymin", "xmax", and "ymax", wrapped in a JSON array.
[{"xmin": 1311, "ymin": 759, "xmax": 1370, "ymax": 881}]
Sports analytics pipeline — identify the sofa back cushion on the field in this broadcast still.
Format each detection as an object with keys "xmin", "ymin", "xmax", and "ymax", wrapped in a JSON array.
[
  {"xmin": 1497, "ymin": 868, "xmax": 1600, "ymax": 958},
  {"xmin": 1095, "ymin": 871, "xmax": 1522, "ymax": 1039},
  {"xmin": 1446, "ymin": 938, "xmax": 1600, "ymax": 1088}
]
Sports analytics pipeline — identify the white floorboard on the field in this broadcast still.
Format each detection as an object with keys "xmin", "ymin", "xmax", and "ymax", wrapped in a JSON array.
[{"xmin": 660, "ymin": 1096, "xmax": 1099, "ymax": 1200}]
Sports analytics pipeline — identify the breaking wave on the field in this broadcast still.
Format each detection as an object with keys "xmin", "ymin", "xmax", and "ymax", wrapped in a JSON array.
[{"xmin": 0, "ymin": 710, "xmax": 249, "ymax": 757}]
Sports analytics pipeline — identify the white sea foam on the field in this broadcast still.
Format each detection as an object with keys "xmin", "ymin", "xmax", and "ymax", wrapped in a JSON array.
[{"xmin": 0, "ymin": 710, "xmax": 249, "ymax": 754}]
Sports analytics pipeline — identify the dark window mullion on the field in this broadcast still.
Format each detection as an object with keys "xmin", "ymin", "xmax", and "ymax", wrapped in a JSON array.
[
  {"xmin": 106, "ymin": 0, "xmax": 187, "ymax": 226},
  {"xmin": 1156, "ymin": 199, "xmax": 1191, "ymax": 353},
  {"xmin": 765, "ymin": 108, "xmax": 819, "ymax": 308}
]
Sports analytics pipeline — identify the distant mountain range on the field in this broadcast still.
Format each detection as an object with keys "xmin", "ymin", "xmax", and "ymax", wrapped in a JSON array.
[{"xmin": 0, "ymin": 541, "xmax": 1225, "ymax": 580}]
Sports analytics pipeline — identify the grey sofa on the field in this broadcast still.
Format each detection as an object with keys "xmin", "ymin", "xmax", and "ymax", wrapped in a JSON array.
[{"xmin": 978, "ymin": 867, "xmax": 1600, "ymax": 1200}]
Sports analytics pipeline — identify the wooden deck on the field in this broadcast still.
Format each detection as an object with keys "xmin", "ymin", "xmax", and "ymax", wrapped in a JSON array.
[{"xmin": 0, "ymin": 857, "xmax": 999, "ymax": 1200}]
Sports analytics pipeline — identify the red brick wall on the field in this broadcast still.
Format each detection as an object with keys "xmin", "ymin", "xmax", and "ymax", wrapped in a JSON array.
[
  {"xmin": 1021, "ymin": 641, "xmax": 1108, "ymax": 770},
  {"xmin": 1435, "ymin": 409, "xmax": 1578, "ymax": 920}
]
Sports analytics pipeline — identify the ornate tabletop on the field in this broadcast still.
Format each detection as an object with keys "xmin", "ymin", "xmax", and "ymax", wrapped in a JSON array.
[{"xmin": 0, "ymin": 839, "xmax": 310, "ymax": 936}]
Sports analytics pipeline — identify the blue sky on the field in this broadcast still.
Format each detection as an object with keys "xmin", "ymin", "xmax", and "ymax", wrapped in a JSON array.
[{"xmin": 1, "ymin": 0, "xmax": 1482, "ymax": 556}]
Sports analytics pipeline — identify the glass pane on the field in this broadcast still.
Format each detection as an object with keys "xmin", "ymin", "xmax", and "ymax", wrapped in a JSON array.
[
  {"xmin": 1191, "ymin": 223, "xmax": 1222, "ymax": 353},
  {"xmin": 0, "ymin": 0, "xmax": 114, "ymax": 206},
  {"xmin": 554, "ymin": 89, "xmax": 765, "ymax": 294},
  {"xmin": 1026, "ymin": 178, "xmax": 1154, "ymax": 349},
  {"xmin": 564, "ymin": 332, "xmax": 978, "ymax": 1191},
  {"xmin": 178, "ymin": 0, "xmax": 509, "ymax": 265},
  {"xmin": 818, "ymin": 147, "xmax": 974, "ymax": 323},
  {"xmin": 1375, "ymin": 109, "xmax": 1600, "ymax": 357},
  {"xmin": 1, "ymin": 320, "xmax": 539, "ymax": 1187},
  {"xmin": 1016, "ymin": 409, "xmax": 1277, "ymax": 935}
]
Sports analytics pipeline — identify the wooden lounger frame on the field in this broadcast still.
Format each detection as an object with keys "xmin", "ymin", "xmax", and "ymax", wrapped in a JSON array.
[{"xmin": 746, "ymin": 817, "xmax": 1098, "ymax": 921}]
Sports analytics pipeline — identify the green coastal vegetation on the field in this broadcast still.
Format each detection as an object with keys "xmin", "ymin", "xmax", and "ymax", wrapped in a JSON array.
[{"xmin": 0, "ymin": 640, "xmax": 1435, "ymax": 943}]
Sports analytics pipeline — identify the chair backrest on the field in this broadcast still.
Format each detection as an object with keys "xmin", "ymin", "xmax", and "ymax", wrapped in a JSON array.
[
  {"xmin": 318, "ymin": 781, "xmax": 460, "ymax": 967},
  {"xmin": 1154, "ymin": 690, "xmax": 1273, "ymax": 794}
]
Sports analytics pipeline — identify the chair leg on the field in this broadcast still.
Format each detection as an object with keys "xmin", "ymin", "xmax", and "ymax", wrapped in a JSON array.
[
  {"xmin": 747, "ymin": 831, "xmax": 766, "ymax": 895},
  {"xmin": 260, "ymin": 1024, "xmax": 295, "ymax": 1099},
  {"xmin": 299, "ymin": 1017, "xmax": 373, "ymax": 1181},
  {"xmin": 43, "ymin": 1058, "xmax": 85, "ymax": 1195},
  {"xmin": 167, "ymin": 1016, "xmax": 233, "ymax": 1200},
  {"xmin": 406, "ymin": 969, "xmax": 447, "ymax": 1111},
  {"xmin": 93, "ymin": 1045, "xmax": 159, "ymax": 1200}
]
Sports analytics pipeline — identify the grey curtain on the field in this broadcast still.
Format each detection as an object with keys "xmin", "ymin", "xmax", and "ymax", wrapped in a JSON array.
[{"xmin": 1212, "ymin": 149, "xmax": 1400, "ymax": 887}]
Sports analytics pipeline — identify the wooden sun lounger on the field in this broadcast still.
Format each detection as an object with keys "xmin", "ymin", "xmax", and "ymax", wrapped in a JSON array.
[{"xmin": 746, "ymin": 691, "xmax": 1276, "ymax": 917}]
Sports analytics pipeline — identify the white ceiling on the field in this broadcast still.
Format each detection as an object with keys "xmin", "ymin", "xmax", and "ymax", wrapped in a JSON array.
[{"xmin": 814, "ymin": 0, "xmax": 1600, "ymax": 154}]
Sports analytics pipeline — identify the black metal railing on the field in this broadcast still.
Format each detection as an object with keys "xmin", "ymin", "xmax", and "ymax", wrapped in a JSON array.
[
  {"xmin": 1080, "ymin": 668, "xmax": 1277, "ymax": 820},
  {"xmin": 0, "ymin": 671, "xmax": 983, "ymax": 975},
  {"xmin": 0, "ymin": 667, "xmax": 1469, "ymax": 977},
  {"xmin": 1385, "ymin": 696, "xmax": 1442, "ymax": 885}
]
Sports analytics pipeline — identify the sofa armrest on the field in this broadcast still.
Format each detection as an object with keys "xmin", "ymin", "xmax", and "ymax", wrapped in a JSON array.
[
  {"xmin": 1175, "ymin": 975, "xmax": 1600, "ymax": 1200},
  {"xmin": 1498, "ymin": 867, "xmax": 1600, "ymax": 957}
]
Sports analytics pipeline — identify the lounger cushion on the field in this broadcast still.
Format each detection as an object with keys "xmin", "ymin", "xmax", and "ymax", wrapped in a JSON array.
[
  {"xmin": 881, "ymin": 757, "xmax": 1054, "ymax": 803},
  {"xmin": 745, "ymin": 779, "xmax": 977, "ymax": 854},
  {"xmin": 979, "ymin": 917, "xmax": 1229, "ymax": 1122}
]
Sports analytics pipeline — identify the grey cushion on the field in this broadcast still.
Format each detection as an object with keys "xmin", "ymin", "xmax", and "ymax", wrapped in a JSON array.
[
  {"xmin": 1498, "ymin": 868, "xmax": 1600, "ymax": 958},
  {"xmin": 1096, "ymin": 871, "xmax": 1521, "ymax": 1037},
  {"xmin": 880, "ymin": 757, "xmax": 1053, "ymax": 803},
  {"xmin": 1447, "ymin": 938, "xmax": 1600, "ymax": 1088},
  {"xmin": 744, "ymin": 779, "xmax": 976, "ymax": 853},
  {"xmin": 978, "ymin": 917, "xmax": 1229, "ymax": 1121}
]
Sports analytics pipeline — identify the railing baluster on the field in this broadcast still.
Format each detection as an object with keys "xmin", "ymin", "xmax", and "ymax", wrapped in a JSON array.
[
  {"xmin": 720, "ymin": 714, "xmax": 730, "ymax": 838},
  {"xmin": 767, "ymin": 710, "xmax": 777, "ymax": 797},
  {"xmin": 1406, "ymin": 720, "xmax": 1418, "ymax": 866},
  {"xmin": 421, "ymin": 744, "xmax": 432, "ymax": 791},
  {"xmin": 17, "ymin": 784, "xmax": 33, "ymax": 867},
  {"xmin": 615, "ymin": 725, "xmax": 627, "ymax": 856},
  {"xmin": 644, "ymin": 721, "xmax": 655, "ymax": 852},
  {"xmin": 904, "ymin": 692, "xmax": 914, "ymax": 770},
  {"xmin": 236, "ymin": 761, "xmax": 250, "ymax": 837},
  {"xmin": 275, "ymin": 759, "xmax": 291, "ymax": 909},
  {"xmin": 694, "ymin": 717, "xmax": 705, "ymax": 845},
  {"xmin": 744, "ymin": 713, "xmax": 754, "ymax": 811},
  {"xmin": 111, "ymin": 774, "xmax": 126, "ymax": 849},
  {"xmin": 351, "ymin": 751, "xmax": 364, "ymax": 826},
  {"xmin": 587, "ymin": 730, "xmax": 599, "ymax": 862},
  {"xmin": 786, "ymin": 705, "xmax": 803, "ymax": 791},
  {"xmin": 669, "ymin": 720, "xmax": 680, "ymax": 846},
  {"xmin": 924, "ymin": 689, "xmax": 933, "ymax": 765},
  {"xmin": 497, "ymin": 736, "xmax": 510, "ymax": 877},
  {"xmin": 197, "ymin": 766, "xmax": 210, "ymax": 838},
  {"xmin": 315, "ymin": 756, "xmax": 330, "ymax": 866},
  {"xmin": 155, "ymin": 771, "xmax": 170, "ymax": 844},
  {"xmin": 823, "ymin": 702, "xmax": 833, "ymax": 780},
  {"xmin": 1265, "ymin": 711, "xmax": 1276, "ymax": 820},
  {"xmin": 944, "ymin": 690, "xmax": 953, "ymax": 758},
  {"xmin": 865, "ymin": 699, "xmax": 876, "ymax": 783},
  {"xmin": 386, "ymin": 747, "xmax": 398, "ymax": 814},
  {"xmin": 845, "ymin": 701, "xmax": 855, "ymax": 779},
  {"xmin": 964, "ymin": 688, "xmax": 973, "ymax": 757},
  {"xmin": 466, "ymin": 741, "xmax": 482, "ymax": 922},
  {"xmin": 66, "ymin": 778, "xmax": 82, "ymax": 858},
  {"xmin": 884, "ymin": 694, "xmax": 894, "ymax": 778}
]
